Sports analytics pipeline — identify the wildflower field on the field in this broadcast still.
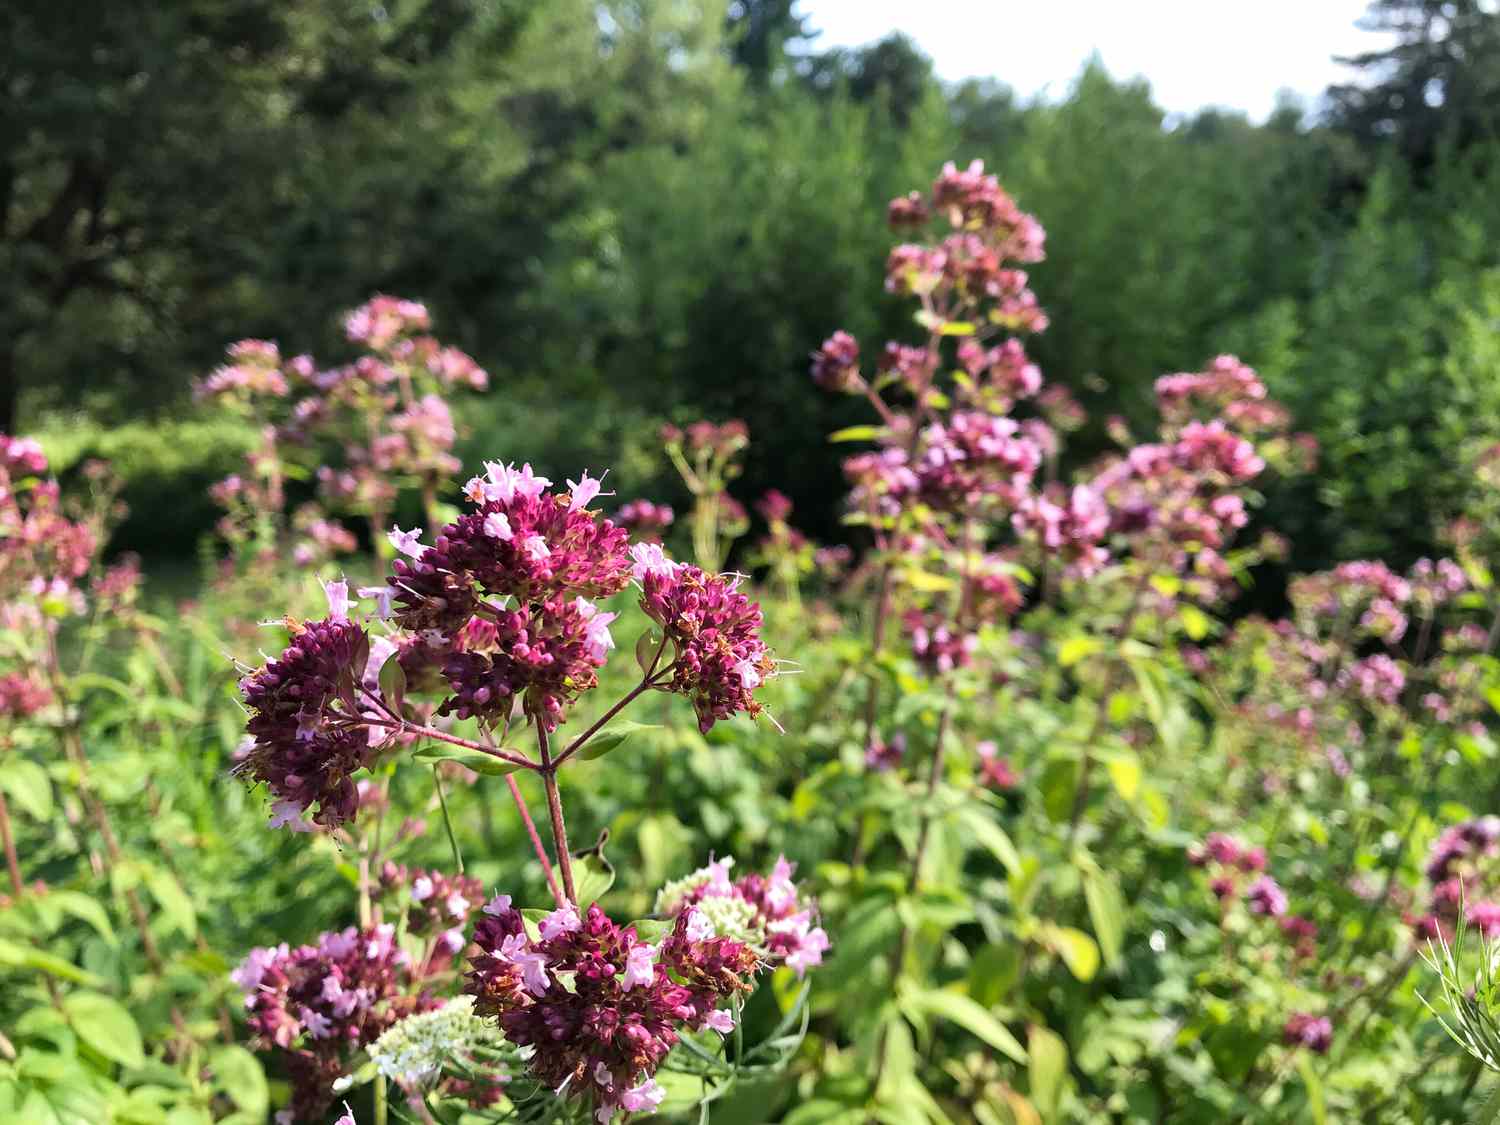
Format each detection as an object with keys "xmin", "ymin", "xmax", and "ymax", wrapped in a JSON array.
[{"xmin": 5, "ymin": 159, "xmax": 1500, "ymax": 1125}]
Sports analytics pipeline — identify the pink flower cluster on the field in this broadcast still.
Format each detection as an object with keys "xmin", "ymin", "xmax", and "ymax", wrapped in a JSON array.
[
  {"xmin": 467, "ymin": 897, "xmax": 756, "ymax": 1123},
  {"xmin": 810, "ymin": 331, "xmax": 861, "ymax": 393},
  {"xmin": 0, "ymin": 672, "xmax": 51, "ymax": 720},
  {"xmin": 343, "ymin": 295, "xmax": 432, "ymax": 352},
  {"xmin": 381, "ymin": 864, "xmax": 484, "ymax": 955},
  {"xmin": 976, "ymin": 740, "xmax": 1019, "ymax": 791},
  {"xmin": 1187, "ymin": 833, "xmax": 1270, "ymax": 903},
  {"xmin": 389, "ymin": 464, "xmax": 630, "ymax": 729},
  {"xmin": 233, "ymin": 924, "xmax": 428, "ymax": 1121},
  {"xmin": 1013, "ymin": 484, "xmax": 1111, "ymax": 578},
  {"xmin": 661, "ymin": 420, "xmax": 749, "ymax": 460},
  {"xmin": 1155, "ymin": 354, "xmax": 1266, "ymax": 423},
  {"xmin": 914, "ymin": 412, "xmax": 1042, "ymax": 508},
  {"xmin": 634, "ymin": 548, "xmax": 777, "ymax": 732},
  {"xmin": 1409, "ymin": 817, "xmax": 1500, "ymax": 941},
  {"xmin": 905, "ymin": 611, "xmax": 978, "ymax": 676},
  {"xmin": 0, "ymin": 436, "xmax": 48, "ymax": 479},
  {"xmin": 236, "ymin": 610, "xmax": 373, "ymax": 830},
  {"xmin": 656, "ymin": 855, "xmax": 831, "ymax": 977},
  {"xmin": 865, "ymin": 732, "xmax": 907, "ymax": 772},
  {"xmin": 0, "ymin": 474, "xmax": 98, "ymax": 612},
  {"xmin": 1335, "ymin": 654, "xmax": 1406, "ymax": 706},
  {"xmin": 199, "ymin": 295, "xmax": 488, "ymax": 571},
  {"xmin": 1282, "ymin": 1012, "xmax": 1333, "ymax": 1054},
  {"xmin": 615, "ymin": 499, "xmax": 674, "ymax": 539}
]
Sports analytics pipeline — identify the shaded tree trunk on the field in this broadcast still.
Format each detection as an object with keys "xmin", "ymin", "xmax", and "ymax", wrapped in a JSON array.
[{"xmin": 0, "ymin": 344, "xmax": 16, "ymax": 434}]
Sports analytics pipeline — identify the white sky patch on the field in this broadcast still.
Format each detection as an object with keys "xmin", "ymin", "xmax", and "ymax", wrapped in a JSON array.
[{"xmin": 798, "ymin": 0, "xmax": 1399, "ymax": 122}]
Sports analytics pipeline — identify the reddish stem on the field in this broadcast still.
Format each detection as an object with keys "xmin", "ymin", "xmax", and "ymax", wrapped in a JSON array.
[
  {"xmin": 506, "ymin": 774, "xmax": 565, "ymax": 907},
  {"xmin": 550, "ymin": 674, "xmax": 661, "ymax": 769},
  {"xmin": 362, "ymin": 715, "xmax": 537, "ymax": 772}
]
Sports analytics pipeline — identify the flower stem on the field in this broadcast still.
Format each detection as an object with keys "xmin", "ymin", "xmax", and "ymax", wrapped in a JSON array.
[
  {"xmin": 46, "ymin": 643, "xmax": 162, "ymax": 969},
  {"xmin": 551, "ymin": 673, "xmax": 663, "ymax": 769},
  {"xmin": 861, "ymin": 561, "xmax": 894, "ymax": 750},
  {"xmin": 536, "ymin": 725, "xmax": 576, "ymax": 903},
  {"xmin": 362, "ymin": 715, "xmax": 537, "ymax": 772},
  {"xmin": 432, "ymin": 765, "xmax": 463, "ymax": 873},
  {"xmin": 507, "ymin": 774, "xmax": 565, "ymax": 907},
  {"xmin": 0, "ymin": 789, "xmax": 23, "ymax": 898}
]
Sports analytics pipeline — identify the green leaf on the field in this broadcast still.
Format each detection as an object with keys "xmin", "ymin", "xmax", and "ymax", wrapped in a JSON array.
[
  {"xmin": 142, "ymin": 865, "xmax": 196, "ymax": 939},
  {"xmin": 0, "ymin": 759, "xmax": 52, "ymax": 821},
  {"xmin": 411, "ymin": 743, "xmax": 522, "ymax": 776},
  {"xmin": 1082, "ymin": 869, "xmax": 1126, "ymax": 970},
  {"xmin": 1039, "ymin": 924, "xmax": 1100, "ymax": 981},
  {"xmin": 1028, "ymin": 1025, "xmax": 1069, "ymax": 1120},
  {"xmin": 1178, "ymin": 603, "xmax": 1213, "ymax": 641},
  {"xmin": 968, "ymin": 943, "xmax": 1021, "ymax": 1009},
  {"xmin": 575, "ymin": 721, "xmax": 661, "ymax": 762},
  {"xmin": 0, "ymin": 938, "xmax": 106, "ymax": 986},
  {"xmin": 49, "ymin": 892, "xmax": 117, "ymax": 946},
  {"xmin": 634, "ymin": 629, "xmax": 669, "ymax": 675},
  {"xmin": 903, "ymin": 569, "xmax": 957, "ymax": 593},
  {"xmin": 959, "ymin": 807, "xmax": 1021, "ymax": 874},
  {"xmin": 902, "ymin": 987, "xmax": 1027, "ymax": 1063},
  {"xmin": 378, "ymin": 655, "xmax": 406, "ymax": 714},
  {"xmin": 63, "ymin": 991, "xmax": 145, "ymax": 1069},
  {"xmin": 1039, "ymin": 757, "xmax": 1079, "ymax": 823},
  {"xmin": 209, "ymin": 1046, "xmax": 268, "ymax": 1119},
  {"xmin": 827, "ymin": 425, "xmax": 884, "ymax": 444},
  {"xmin": 1058, "ymin": 636, "xmax": 1103, "ymax": 668},
  {"xmin": 1103, "ymin": 751, "xmax": 1141, "ymax": 803},
  {"xmin": 572, "ymin": 835, "xmax": 615, "ymax": 905},
  {"xmin": 1296, "ymin": 1054, "xmax": 1326, "ymax": 1125}
]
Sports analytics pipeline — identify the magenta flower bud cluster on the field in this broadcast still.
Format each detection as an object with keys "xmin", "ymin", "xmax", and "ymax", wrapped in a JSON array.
[
  {"xmin": 236, "ymin": 614, "xmax": 373, "ymax": 830},
  {"xmin": 232, "ymin": 924, "xmax": 431, "ymax": 1122},
  {"xmin": 197, "ymin": 295, "xmax": 488, "ymax": 573},
  {"xmin": 235, "ymin": 463, "xmax": 779, "ymax": 829},
  {"xmin": 634, "ymin": 550, "xmax": 777, "ymax": 733},
  {"xmin": 1282, "ymin": 1012, "xmax": 1333, "ymax": 1054},
  {"xmin": 1408, "ymin": 817, "xmax": 1500, "ymax": 941},
  {"xmin": 615, "ymin": 499, "xmax": 675, "ymax": 539},
  {"xmin": 467, "ymin": 896, "xmax": 756, "ymax": 1123}
]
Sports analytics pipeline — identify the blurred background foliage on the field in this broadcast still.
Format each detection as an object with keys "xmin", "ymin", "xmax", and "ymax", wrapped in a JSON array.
[{"xmin": 7, "ymin": 0, "xmax": 1500, "ymax": 571}]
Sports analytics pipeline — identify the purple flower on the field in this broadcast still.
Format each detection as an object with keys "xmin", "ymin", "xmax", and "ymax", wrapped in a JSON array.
[
  {"xmin": 235, "ymin": 616, "xmax": 372, "ymax": 829},
  {"xmin": 810, "ymin": 331, "xmax": 861, "ymax": 393},
  {"xmin": 233, "ymin": 924, "xmax": 430, "ymax": 1121},
  {"xmin": 388, "ymin": 525, "xmax": 426, "ymax": 559},
  {"xmin": 864, "ymin": 734, "xmax": 907, "ymax": 773},
  {"xmin": 657, "ymin": 856, "xmax": 831, "ymax": 978},
  {"xmin": 637, "ymin": 558, "xmax": 776, "ymax": 732},
  {"xmin": 1282, "ymin": 1012, "xmax": 1332, "ymax": 1054},
  {"xmin": 467, "ymin": 900, "xmax": 758, "ymax": 1122},
  {"xmin": 1246, "ymin": 876, "xmax": 1288, "ymax": 918}
]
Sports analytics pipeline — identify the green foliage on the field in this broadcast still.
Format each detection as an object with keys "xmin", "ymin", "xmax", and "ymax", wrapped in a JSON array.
[{"xmin": 11, "ymin": 1, "xmax": 1500, "ymax": 565}]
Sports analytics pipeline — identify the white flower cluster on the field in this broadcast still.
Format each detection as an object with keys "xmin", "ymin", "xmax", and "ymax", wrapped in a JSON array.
[{"xmin": 367, "ymin": 995, "xmax": 507, "ymax": 1085}]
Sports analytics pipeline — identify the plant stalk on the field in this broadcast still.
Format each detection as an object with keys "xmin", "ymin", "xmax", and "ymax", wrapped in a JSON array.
[{"xmin": 536, "ymin": 725, "xmax": 576, "ymax": 903}]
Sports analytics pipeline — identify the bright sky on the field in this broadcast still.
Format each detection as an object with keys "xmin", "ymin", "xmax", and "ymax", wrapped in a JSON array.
[{"xmin": 799, "ymin": 0, "xmax": 1395, "ymax": 121}]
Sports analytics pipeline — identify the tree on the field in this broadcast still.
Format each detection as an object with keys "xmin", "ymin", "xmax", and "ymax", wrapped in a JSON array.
[
  {"xmin": 724, "ymin": 0, "xmax": 810, "ymax": 82},
  {"xmin": 0, "ymin": 0, "xmax": 529, "ymax": 430},
  {"xmin": 803, "ymin": 33, "xmax": 936, "ymax": 127},
  {"xmin": 1328, "ymin": 0, "xmax": 1500, "ymax": 169}
]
